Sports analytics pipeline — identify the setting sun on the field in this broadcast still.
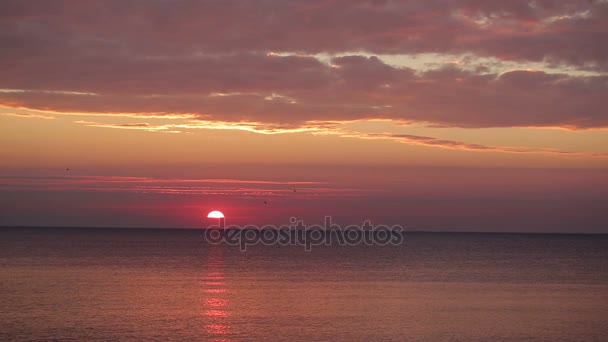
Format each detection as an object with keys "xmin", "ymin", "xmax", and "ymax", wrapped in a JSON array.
[
  {"xmin": 1, "ymin": 1, "xmax": 607, "ymax": 340},
  {"xmin": 207, "ymin": 210, "xmax": 225, "ymax": 219}
]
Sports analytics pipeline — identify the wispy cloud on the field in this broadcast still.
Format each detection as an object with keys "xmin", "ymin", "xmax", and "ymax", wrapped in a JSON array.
[
  {"xmin": 0, "ymin": 112, "xmax": 55, "ymax": 120},
  {"xmin": 74, "ymin": 120, "xmax": 183, "ymax": 133},
  {"xmin": 333, "ymin": 130, "xmax": 606, "ymax": 157},
  {"xmin": 72, "ymin": 118, "xmax": 607, "ymax": 157},
  {"xmin": 0, "ymin": 175, "xmax": 364, "ymax": 198},
  {"xmin": 74, "ymin": 119, "xmax": 331, "ymax": 135}
]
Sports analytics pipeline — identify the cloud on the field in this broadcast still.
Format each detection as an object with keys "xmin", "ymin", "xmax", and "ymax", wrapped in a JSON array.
[
  {"xmin": 0, "ymin": 112, "xmax": 55, "ymax": 119},
  {"xmin": 0, "ymin": 175, "xmax": 356, "ymax": 198},
  {"xmin": 0, "ymin": 0, "xmax": 606, "ymax": 68},
  {"xmin": 334, "ymin": 130, "xmax": 603, "ymax": 156},
  {"xmin": 1, "ymin": 57, "xmax": 606, "ymax": 129},
  {"xmin": 74, "ymin": 120, "xmax": 183, "ymax": 133},
  {"xmin": 0, "ymin": 0, "xmax": 606, "ymax": 132},
  {"xmin": 74, "ymin": 119, "xmax": 329, "ymax": 135},
  {"xmin": 72, "ymin": 118, "xmax": 605, "ymax": 157}
]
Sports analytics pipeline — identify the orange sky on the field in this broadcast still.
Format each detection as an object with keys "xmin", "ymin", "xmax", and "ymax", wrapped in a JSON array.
[{"xmin": 1, "ymin": 0, "xmax": 607, "ymax": 232}]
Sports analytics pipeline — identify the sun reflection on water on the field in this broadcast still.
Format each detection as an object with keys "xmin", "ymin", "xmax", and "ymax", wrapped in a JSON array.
[{"xmin": 201, "ymin": 246, "xmax": 231, "ymax": 340}]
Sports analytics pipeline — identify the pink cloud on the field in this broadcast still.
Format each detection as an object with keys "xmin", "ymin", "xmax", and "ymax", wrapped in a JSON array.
[
  {"xmin": 0, "ymin": 112, "xmax": 55, "ymax": 119},
  {"xmin": 0, "ymin": 175, "xmax": 355, "ymax": 198},
  {"xmin": 336, "ymin": 131, "xmax": 603, "ymax": 156},
  {"xmin": 0, "ymin": 0, "xmax": 605, "ymax": 67},
  {"xmin": 1, "ymin": 57, "xmax": 605, "ymax": 129},
  {"xmin": 0, "ymin": 0, "xmax": 606, "ymax": 131}
]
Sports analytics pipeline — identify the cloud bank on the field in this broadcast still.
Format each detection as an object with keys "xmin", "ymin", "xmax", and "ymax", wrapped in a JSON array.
[{"xmin": 1, "ymin": 0, "xmax": 606, "ymax": 131}]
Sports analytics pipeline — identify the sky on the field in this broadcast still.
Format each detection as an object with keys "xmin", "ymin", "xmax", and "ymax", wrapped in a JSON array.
[{"xmin": 1, "ymin": 0, "xmax": 607, "ymax": 232}]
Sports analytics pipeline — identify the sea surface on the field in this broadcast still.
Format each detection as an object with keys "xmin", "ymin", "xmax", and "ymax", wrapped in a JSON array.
[{"xmin": 1, "ymin": 228, "xmax": 607, "ymax": 341}]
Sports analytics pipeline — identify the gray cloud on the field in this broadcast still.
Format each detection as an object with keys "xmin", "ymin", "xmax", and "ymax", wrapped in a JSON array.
[
  {"xmin": 1, "ymin": 56, "xmax": 606, "ymax": 129},
  {"xmin": 1, "ymin": 0, "xmax": 607, "ymax": 129},
  {"xmin": 1, "ymin": 0, "xmax": 606, "ymax": 68}
]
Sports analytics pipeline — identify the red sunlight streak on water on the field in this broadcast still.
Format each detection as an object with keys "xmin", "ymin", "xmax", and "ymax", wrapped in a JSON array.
[
  {"xmin": 204, "ymin": 288, "xmax": 228, "ymax": 294},
  {"xmin": 204, "ymin": 309, "xmax": 229, "ymax": 318},
  {"xmin": 204, "ymin": 298, "xmax": 229, "ymax": 307},
  {"xmin": 201, "ymin": 246, "xmax": 230, "ymax": 338},
  {"xmin": 204, "ymin": 323, "xmax": 230, "ymax": 336},
  {"xmin": 203, "ymin": 281, "xmax": 226, "ymax": 286}
]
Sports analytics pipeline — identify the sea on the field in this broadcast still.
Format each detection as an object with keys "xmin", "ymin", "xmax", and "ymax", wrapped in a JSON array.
[{"xmin": 1, "ymin": 227, "xmax": 607, "ymax": 341}]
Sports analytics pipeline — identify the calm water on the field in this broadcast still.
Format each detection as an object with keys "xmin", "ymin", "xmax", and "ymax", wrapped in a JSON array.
[{"xmin": 1, "ymin": 228, "xmax": 607, "ymax": 341}]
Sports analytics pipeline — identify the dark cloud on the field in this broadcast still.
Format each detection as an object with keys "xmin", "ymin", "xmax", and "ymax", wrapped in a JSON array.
[
  {"xmin": 1, "ymin": 55, "xmax": 606, "ymax": 128},
  {"xmin": 0, "ymin": 0, "xmax": 606, "ymax": 129},
  {"xmin": 1, "ymin": 0, "xmax": 606, "ymax": 67}
]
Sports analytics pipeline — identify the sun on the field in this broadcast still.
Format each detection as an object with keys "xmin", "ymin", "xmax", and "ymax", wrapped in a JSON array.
[{"xmin": 207, "ymin": 210, "xmax": 225, "ymax": 219}]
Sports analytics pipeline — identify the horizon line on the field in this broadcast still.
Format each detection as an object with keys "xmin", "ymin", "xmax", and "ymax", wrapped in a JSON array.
[{"xmin": 1, "ymin": 225, "xmax": 606, "ymax": 236}]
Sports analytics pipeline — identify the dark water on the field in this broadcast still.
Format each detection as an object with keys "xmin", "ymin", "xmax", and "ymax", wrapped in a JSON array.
[{"xmin": 1, "ymin": 228, "xmax": 607, "ymax": 341}]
